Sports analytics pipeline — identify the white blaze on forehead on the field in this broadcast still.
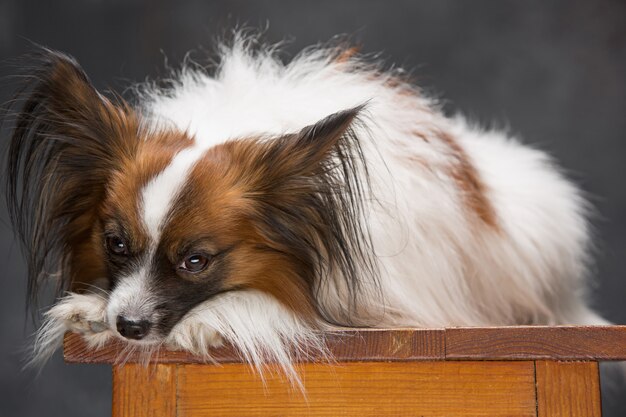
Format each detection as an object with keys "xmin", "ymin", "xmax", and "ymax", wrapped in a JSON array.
[{"xmin": 141, "ymin": 147, "xmax": 205, "ymax": 240}]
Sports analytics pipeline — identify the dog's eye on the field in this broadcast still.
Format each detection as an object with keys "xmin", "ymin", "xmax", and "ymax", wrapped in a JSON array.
[
  {"xmin": 179, "ymin": 254, "xmax": 210, "ymax": 273},
  {"xmin": 106, "ymin": 236, "xmax": 129, "ymax": 256}
]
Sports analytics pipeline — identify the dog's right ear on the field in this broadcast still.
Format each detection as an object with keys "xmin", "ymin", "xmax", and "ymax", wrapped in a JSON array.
[{"xmin": 4, "ymin": 50, "xmax": 139, "ymax": 312}]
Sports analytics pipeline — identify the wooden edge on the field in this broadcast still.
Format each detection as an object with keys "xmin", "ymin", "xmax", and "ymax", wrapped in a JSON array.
[
  {"xmin": 446, "ymin": 325, "xmax": 626, "ymax": 360},
  {"xmin": 64, "ymin": 328, "xmax": 445, "ymax": 364},
  {"xmin": 64, "ymin": 325, "xmax": 626, "ymax": 364}
]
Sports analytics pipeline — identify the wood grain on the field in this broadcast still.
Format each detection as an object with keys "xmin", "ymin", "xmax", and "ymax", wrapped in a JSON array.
[
  {"xmin": 64, "ymin": 326, "xmax": 626, "ymax": 364},
  {"xmin": 64, "ymin": 328, "xmax": 445, "ymax": 364},
  {"xmin": 535, "ymin": 361, "xmax": 601, "ymax": 417},
  {"xmin": 176, "ymin": 361, "xmax": 537, "ymax": 417},
  {"xmin": 321, "ymin": 328, "xmax": 445, "ymax": 360},
  {"xmin": 112, "ymin": 363, "xmax": 177, "ymax": 417},
  {"xmin": 446, "ymin": 325, "xmax": 626, "ymax": 360}
]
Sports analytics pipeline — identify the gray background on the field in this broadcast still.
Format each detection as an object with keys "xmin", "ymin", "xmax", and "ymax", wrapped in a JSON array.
[{"xmin": 1, "ymin": 1, "xmax": 624, "ymax": 416}]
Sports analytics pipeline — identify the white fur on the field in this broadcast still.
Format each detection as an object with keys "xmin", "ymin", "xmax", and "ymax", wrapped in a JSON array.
[
  {"xmin": 141, "ymin": 147, "xmax": 204, "ymax": 241},
  {"xmin": 34, "ymin": 37, "xmax": 608, "ymax": 384},
  {"xmin": 166, "ymin": 290, "xmax": 326, "ymax": 387},
  {"xmin": 105, "ymin": 266, "xmax": 159, "ymax": 341}
]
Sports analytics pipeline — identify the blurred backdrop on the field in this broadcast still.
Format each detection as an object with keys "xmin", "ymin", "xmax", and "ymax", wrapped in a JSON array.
[{"xmin": 0, "ymin": 1, "xmax": 624, "ymax": 416}]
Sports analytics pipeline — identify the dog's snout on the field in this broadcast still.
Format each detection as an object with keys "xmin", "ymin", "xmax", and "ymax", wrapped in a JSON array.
[{"xmin": 116, "ymin": 316, "xmax": 151, "ymax": 340}]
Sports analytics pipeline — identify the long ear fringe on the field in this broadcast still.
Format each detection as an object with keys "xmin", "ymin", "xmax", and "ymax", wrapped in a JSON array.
[
  {"xmin": 4, "ymin": 50, "xmax": 68, "ymax": 316},
  {"xmin": 2, "ymin": 49, "xmax": 135, "ymax": 317},
  {"xmin": 5, "ymin": 50, "xmax": 82, "ymax": 313},
  {"xmin": 307, "ymin": 109, "xmax": 382, "ymax": 325}
]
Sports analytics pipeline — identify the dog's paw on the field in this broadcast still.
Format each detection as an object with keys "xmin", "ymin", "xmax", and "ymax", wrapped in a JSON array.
[
  {"xmin": 165, "ymin": 319, "xmax": 223, "ymax": 356},
  {"xmin": 48, "ymin": 292, "xmax": 114, "ymax": 349},
  {"xmin": 31, "ymin": 292, "xmax": 113, "ymax": 366},
  {"xmin": 47, "ymin": 292, "xmax": 110, "ymax": 336}
]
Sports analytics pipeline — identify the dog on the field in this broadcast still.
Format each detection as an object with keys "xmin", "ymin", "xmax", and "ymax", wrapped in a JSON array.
[{"xmin": 5, "ymin": 35, "xmax": 609, "ymax": 383}]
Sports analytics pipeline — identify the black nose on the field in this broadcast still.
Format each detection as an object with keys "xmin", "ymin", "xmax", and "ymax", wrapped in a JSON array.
[{"xmin": 116, "ymin": 316, "xmax": 150, "ymax": 340}]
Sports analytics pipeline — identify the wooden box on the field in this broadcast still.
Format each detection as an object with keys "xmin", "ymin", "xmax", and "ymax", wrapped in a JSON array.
[{"xmin": 63, "ymin": 326, "xmax": 626, "ymax": 416}]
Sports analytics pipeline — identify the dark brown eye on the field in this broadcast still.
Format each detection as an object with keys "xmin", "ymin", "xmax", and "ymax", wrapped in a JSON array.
[
  {"xmin": 106, "ymin": 236, "xmax": 129, "ymax": 256},
  {"xmin": 179, "ymin": 254, "xmax": 210, "ymax": 273}
]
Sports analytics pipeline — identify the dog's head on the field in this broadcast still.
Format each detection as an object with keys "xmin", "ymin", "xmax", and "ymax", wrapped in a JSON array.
[{"xmin": 6, "ymin": 51, "xmax": 374, "ymax": 343}]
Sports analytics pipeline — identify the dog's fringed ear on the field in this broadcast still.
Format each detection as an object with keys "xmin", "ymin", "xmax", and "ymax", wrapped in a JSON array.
[
  {"xmin": 236, "ymin": 105, "xmax": 379, "ymax": 325},
  {"xmin": 257, "ymin": 105, "xmax": 366, "ymax": 181},
  {"xmin": 4, "ymin": 50, "xmax": 139, "ymax": 312},
  {"xmin": 291, "ymin": 106, "xmax": 364, "ymax": 171}
]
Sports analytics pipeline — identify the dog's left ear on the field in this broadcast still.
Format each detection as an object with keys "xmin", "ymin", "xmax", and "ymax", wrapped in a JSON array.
[{"xmin": 5, "ymin": 50, "xmax": 139, "ymax": 311}]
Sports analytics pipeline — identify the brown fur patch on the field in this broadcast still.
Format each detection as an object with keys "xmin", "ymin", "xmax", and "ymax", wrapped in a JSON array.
[{"xmin": 437, "ymin": 130, "xmax": 498, "ymax": 229}]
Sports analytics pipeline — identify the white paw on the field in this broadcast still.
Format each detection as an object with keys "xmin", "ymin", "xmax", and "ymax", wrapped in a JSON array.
[
  {"xmin": 47, "ymin": 292, "xmax": 110, "ymax": 335},
  {"xmin": 42, "ymin": 292, "xmax": 113, "ymax": 350},
  {"xmin": 31, "ymin": 292, "xmax": 113, "ymax": 366},
  {"xmin": 165, "ymin": 318, "xmax": 223, "ymax": 355}
]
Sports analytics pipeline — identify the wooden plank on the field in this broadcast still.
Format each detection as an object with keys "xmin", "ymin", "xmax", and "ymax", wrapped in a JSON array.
[
  {"xmin": 177, "ymin": 361, "xmax": 537, "ymax": 417},
  {"xmin": 535, "ymin": 361, "xmax": 601, "ymax": 417},
  {"xmin": 112, "ymin": 363, "xmax": 177, "ymax": 417},
  {"xmin": 322, "ymin": 328, "xmax": 445, "ymax": 360},
  {"xmin": 64, "ymin": 329, "xmax": 444, "ymax": 364},
  {"xmin": 64, "ymin": 325, "xmax": 626, "ymax": 364},
  {"xmin": 446, "ymin": 325, "xmax": 626, "ymax": 360}
]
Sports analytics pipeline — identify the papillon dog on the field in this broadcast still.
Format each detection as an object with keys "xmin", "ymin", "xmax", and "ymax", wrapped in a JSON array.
[{"xmin": 5, "ymin": 35, "xmax": 609, "ymax": 382}]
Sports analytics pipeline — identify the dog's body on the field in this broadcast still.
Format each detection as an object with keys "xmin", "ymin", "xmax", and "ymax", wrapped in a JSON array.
[{"xmin": 6, "ymin": 38, "xmax": 608, "ymax": 380}]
